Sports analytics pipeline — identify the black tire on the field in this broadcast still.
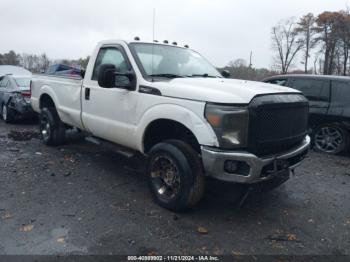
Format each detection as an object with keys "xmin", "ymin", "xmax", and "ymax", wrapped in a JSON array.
[
  {"xmin": 39, "ymin": 107, "xmax": 65, "ymax": 146},
  {"xmin": 148, "ymin": 140, "xmax": 205, "ymax": 211},
  {"xmin": 2, "ymin": 103, "xmax": 15, "ymax": 123},
  {"xmin": 313, "ymin": 124, "xmax": 349, "ymax": 155}
]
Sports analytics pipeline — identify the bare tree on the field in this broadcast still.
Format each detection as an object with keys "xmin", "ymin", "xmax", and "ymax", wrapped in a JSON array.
[
  {"xmin": 223, "ymin": 58, "xmax": 278, "ymax": 81},
  {"xmin": 314, "ymin": 11, "xmax": 343, "ymax": 75},
  {"xmin": 336, "ymin": 10, "xmax": 350, "ymax": 75},
  {"xmin": 271, "ymin": 18, "xmax": 304, "ymax": 74},
  {"xmin": 296, "ymin": 13, "xmax": 317, "ymax": 73},
  {"xmin": 1, "ymin": 51, "xmax": 20, "ymax": 66},
  {"xmin": 228, "ymin": 58, "xmax": 247, "ymax": 68},
  {"xmin": 39, "ymin": 53, "xmax": 50, "ymax": 72}
]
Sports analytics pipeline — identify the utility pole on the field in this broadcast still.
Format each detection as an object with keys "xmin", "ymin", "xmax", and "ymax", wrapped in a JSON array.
[{"xmin": 249, "ymin": 51, "xmax": 253, "ymax": 68}]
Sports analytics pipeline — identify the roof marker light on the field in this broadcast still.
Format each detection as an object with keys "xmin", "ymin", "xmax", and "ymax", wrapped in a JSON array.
[
  {"xmin": 163, "ymin": 40, "xmax": 169, "ymax": 44},
  {"xmin": 172, "ymin": 42, "xmax": 177, "ymax": 46},
  {"xmin": 134, "ymin": 36, "xmax": 140, "ymax": 41}
]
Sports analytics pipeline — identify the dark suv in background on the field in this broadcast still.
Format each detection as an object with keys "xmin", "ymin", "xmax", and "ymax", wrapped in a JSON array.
[{"xmin": 263, "ymin": 74, "xmax": 350, "ymax": 154}]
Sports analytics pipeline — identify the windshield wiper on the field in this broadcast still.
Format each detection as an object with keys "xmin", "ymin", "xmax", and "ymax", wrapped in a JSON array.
[
  {"xmin": 188, "ymin": 73, "xmax": 219, "ymax": 78},
  {"xmin": 149, "ymin": 74, "xmax": 184, "ymax": 79}
]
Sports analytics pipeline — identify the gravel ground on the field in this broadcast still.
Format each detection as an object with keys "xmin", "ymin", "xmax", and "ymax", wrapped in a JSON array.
[{"xmin": 0, "ymin": 120, "xmax": 349, "ymax": 257}]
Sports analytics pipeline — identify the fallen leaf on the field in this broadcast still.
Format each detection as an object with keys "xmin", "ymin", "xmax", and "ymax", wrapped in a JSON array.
[
  {"xmin": 197, "ymin": 226, "xmax": 208, "ymax": 235},
  {"xmin": 213, "ymin": 247, "xmax": 223, "ymax": 255},
  {"xmin": 2, "ymin": 212, "xmax": 13, "ymax": 220},
  {"xmin": 20, "ymin": 224, "xmax": 33, "ymax": 232},
  {"xmin": 147, "ymin": 251, "xmax": 157, "ymax": 256},
  {"xmin": 57, "ymin": 237, "xmax": 65, "ymax": 243},
  {"xmin": 232, "ymin": 251, "xmax": 243, "ymax": 256},
  {"xmin": 64, "ymin": 155, "xmax": 75, "ymax": 163},
  {"xmin": 287, "ymin": 234, "xmax": 297, "ymax": 241}
]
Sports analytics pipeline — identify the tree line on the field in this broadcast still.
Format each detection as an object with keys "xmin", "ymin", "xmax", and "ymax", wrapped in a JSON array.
[
  {"xmin": 222, "ymin": 8, "xmax": 350, "ymax": 80},
  {"xmin": 0, "ymin": 50, "xmax": 89, "ymax": 73},
  {"xmin": 272, "ymin": 10, "xmax": 350, "ymax": 75}
]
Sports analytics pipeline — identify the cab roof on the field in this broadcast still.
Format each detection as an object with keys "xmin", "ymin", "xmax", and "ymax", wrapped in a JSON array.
[{"xmin": 98, "ymin": 39, "xmax": 190, "ymax": 49}]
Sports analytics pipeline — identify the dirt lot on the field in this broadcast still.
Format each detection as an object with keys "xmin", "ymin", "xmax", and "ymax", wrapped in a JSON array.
[{"xmin": 0, "ymin": 120, "xmax": 349, "ymax": 257}]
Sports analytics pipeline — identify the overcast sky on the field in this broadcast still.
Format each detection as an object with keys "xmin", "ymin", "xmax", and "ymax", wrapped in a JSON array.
[{"xmin": 0, "ymin": 0, "xmax": 349, "ymax": 69}]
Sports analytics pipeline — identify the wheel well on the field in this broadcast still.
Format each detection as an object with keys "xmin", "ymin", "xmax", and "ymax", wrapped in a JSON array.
[
  {"xmin": 40, "ymin": 94, "xmax": 55, "ymax": 109},
  {"xmin": 143, "ymin": 119, "xmax": 201, "ymax": 154},
  {"xmin": 2, "ymin": 96, "xmax": 10, "ymax": 106}
]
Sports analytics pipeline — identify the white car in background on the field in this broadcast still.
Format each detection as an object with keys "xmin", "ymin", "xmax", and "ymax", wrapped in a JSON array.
[{"xmin": 0, "ymin": 66, "xmax": 35, "ymax": 123}]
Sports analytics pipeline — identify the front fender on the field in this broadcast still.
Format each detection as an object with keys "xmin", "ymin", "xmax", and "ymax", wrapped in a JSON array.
[{"xmin": 135, "ymin": 104, "xmax": 219, "ymax": 153}]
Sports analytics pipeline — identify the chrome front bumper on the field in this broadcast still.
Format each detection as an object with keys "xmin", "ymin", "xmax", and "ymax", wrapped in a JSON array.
[{"xmin": 201, "ymin": 136, "xmax": 311, "ymax": 184}]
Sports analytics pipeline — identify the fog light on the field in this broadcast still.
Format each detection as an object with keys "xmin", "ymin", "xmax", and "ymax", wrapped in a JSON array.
[
  {"xmin": 224, "ymin": 160, "xmax": 238, "ymax": 173},
  {"xmin": 224, "ymin": 160, "xmax": 251, "ymax": 176}
]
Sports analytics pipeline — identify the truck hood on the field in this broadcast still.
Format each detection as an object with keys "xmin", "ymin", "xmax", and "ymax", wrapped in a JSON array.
[{"xmin": 154, "ymin": 78, "xmax": 300, "ymax": 104}]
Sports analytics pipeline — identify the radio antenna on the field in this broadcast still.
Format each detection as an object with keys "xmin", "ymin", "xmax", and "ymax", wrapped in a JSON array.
[{"xmin": 151, "ymin": 8, "xmax": 156, "ymax": 82}]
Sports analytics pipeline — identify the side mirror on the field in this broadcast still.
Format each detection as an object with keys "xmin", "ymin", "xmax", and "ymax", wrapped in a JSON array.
[
  {"xmin": 221, "ymin": 70, "xmax": 231, "ymax": 78},
  {"xmin": 98, "ymin": 64, "xmax": 116, "ymax": 88},
  {"xmin": 98, "ymin": 64, "xmax": 136, "ymax": 90}
]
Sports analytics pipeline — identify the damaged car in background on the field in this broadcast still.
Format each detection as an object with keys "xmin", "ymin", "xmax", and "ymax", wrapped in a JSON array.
[{"xmin": 0, "ymin": 74, "xmax": 36, "ymax": 123}]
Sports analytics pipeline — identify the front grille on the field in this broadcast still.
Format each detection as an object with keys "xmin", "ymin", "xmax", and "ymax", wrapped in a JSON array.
[{"xmin": 248, "ymin": 94, "xmax": 309, "ymax": 156}]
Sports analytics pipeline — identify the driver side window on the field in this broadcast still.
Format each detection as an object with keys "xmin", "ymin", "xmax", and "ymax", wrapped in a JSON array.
[{"xmin": 92, "ymin": 47, "xmax": 129, "ymax": 81}]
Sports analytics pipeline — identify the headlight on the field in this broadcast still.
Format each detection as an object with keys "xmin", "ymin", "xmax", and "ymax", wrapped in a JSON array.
[{"xmin": 205, "ymin": 103, "xmax": 249, "ymax": 149}]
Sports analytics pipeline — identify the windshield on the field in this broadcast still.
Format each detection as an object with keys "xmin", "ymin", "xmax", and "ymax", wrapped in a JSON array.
[
  {"xmin": 14, "ymin": 77, "xmax": 31, "ymax": 87},
  {"xmin": 129, "ymin": 43, "xmax": 221, "ymax": 79}
]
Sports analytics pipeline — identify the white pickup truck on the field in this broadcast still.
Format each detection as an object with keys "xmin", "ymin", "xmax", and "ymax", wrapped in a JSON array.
[{"xmin": 31, "ymin": 39, "xmax": 310, "ymax": 211}]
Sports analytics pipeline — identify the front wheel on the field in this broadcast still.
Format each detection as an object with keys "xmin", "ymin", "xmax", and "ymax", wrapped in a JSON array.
[
  {"xmin": 313, "ymin": 125, "xmax": 349, "ymax": 154},
  {"xmin": 39, "ymin": 107, "xmax": 65, "ymax": 146},
  {"xmin": 148, "ymin": 140, "xmax": 205, "ymax": 211}
]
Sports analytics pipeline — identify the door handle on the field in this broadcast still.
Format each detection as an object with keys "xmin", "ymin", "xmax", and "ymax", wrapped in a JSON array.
[{"xmin": 85, "ymin": 88, "xmax": 90, "ymax": 100}]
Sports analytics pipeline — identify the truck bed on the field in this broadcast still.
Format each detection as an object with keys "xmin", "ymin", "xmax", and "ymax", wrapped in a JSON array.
[{"xmin": 31, "ymin": 74, "xmax": 84, "ymax": 129}]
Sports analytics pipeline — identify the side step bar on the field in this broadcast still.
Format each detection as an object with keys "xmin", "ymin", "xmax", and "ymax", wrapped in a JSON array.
[{"xmin": 85, "ymin": 136, "xmax": 135, "ymax": 158}]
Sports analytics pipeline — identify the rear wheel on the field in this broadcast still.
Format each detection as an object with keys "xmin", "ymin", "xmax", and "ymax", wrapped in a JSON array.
[
  {"xmin": 148, "ymin": 140, "xmax": 205, "ymax": 211},
  {"xmin": 2, "ymin": 104, "xmax": 15, "ymax": 123},
  {"xmin": 39, "ymin": 107, "xmax": 65, "ymax": 146},
  {"xmin": 313, "ymin": 125, "xmax": 349, "ymax": 154}
]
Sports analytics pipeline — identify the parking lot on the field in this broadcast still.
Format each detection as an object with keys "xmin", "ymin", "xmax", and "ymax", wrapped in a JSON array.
[{"xmin": 0, "ymin": 120, "xmax": 349, "ymax": 256}]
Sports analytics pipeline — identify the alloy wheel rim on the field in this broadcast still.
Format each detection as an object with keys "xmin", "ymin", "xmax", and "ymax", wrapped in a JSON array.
[
  {"xmin": 150, "ymin": 155, "xmax": 181, "ymax": 201},
  {"xmin": 40, "ymin": 116, "xmax": 51, "ymax": 141},
  {"xmin": 315, "ymin": 127, "xmax": 343, "ymax": 153},
  {"xmin": 2, "ymin": 105, "xmax": 7, "ymax": 121}
]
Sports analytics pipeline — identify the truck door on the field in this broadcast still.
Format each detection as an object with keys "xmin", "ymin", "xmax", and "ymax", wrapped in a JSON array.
[{"xmin": 81, "ymin": 45, "xmax": 138, "ymax": 149}]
